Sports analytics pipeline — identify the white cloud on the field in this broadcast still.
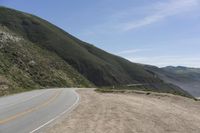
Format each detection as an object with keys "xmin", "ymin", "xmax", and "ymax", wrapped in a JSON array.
[
  {"xmin": 122, "ymin": 0, "xmax": 199, "ymax": 31},
  {"xmin": 127, "ymin": 56, "xmax": 200, "ymax": 68},
  {"xmin": 117, "ymin": 48, "xmax": 152, "ymax": 55},
  {"xmin": 80, "ymin": 0, "xmax": 200, "ymax": 37}
]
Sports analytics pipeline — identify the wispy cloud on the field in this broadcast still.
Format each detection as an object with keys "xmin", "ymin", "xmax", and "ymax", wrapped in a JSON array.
[
  {"xmin": 80, "ymin": 0, "xmax": 200, "ymax": 36},
  {"xmin": 117, "ymin": 48, "xmax": 152, "ymax": 55},
  {"xmin": 121, "ymin": 0, "xmax": 199, "ymax": 31},
  {"xmin": 127, "ymin": 56, "xmax": 200, "ymax": 67}
]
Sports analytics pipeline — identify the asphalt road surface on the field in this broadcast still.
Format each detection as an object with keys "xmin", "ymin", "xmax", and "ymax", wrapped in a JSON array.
[{"xmin": 0, "ymin": 88, "xmax": 79, "ymax": 133}]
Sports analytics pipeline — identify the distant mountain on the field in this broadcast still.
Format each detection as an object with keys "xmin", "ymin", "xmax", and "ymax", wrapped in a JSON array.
[
  {"xmin": 145, "ymin": 65, "xmax": 200, "ymax": 97},
  {"xmin": 161, "ymin": 66, "xmax": 200, "ymax": 97},
  {"xmin": 162, "ymin": 66, "xmax": 200, "ymax": 82},
  {"xmin": 0, "ymin": 7, "xmax": 193, "ymax": 98}
]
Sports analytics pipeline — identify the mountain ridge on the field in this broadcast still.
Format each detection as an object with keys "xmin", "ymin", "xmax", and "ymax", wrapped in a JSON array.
[
  {"xmin": 145, "ymin": 65, "xmax": 200, "ymax": 97},
  {"xmin": 0, "ymin": 6, "xmax": 194, "ymax": 98},
  {"xmin": 0, "ymin": 6, "xmax": 162, "ymax": 86}
]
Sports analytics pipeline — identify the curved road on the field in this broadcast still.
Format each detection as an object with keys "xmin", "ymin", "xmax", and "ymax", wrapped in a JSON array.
[{"xmin": 0, "ymin": 88, "xmax": 79, "ymax": 133}]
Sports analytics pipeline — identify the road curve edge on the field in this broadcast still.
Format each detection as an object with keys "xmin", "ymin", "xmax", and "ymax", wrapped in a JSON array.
[{"xmin": 29, "ymin": 89, "xmax": 80, "ymax": 133}]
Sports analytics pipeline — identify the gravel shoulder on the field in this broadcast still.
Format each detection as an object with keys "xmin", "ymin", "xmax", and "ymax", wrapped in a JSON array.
[{"xmin": 44, "ymin": 89, "xmax": 200, "ymax": 133}]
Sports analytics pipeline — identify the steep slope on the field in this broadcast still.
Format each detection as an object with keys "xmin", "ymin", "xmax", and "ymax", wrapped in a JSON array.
[
  {"xmin": 0, "ymin": 7, "xmax": 162, "ymax": 86},
  {"xmin": 145, "ymin": 65, "xmax": 200, "ymax": 97},
  {"xmin": 0, "ymin": 24, "xmax": 92, "ymax": 96},
  {"xmin": 0, "ymin": 7, "xmax": 193, "ymax": 98}
]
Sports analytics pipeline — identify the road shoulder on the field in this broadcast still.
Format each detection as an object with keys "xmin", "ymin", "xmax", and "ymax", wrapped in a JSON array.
[{"xmin": 44, "ymin": 89, "xmax": 200, "ymax": 133}]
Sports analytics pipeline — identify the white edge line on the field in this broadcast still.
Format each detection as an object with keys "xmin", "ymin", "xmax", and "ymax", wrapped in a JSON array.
[{"xmin": 29, "ymin": 90, "xmax": 80, "ymax": 133}]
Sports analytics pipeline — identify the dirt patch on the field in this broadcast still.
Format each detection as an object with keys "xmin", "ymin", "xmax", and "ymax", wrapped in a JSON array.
[{"xmin": 44, "ymin": 89, "xmax": 200, "ymax": 133}]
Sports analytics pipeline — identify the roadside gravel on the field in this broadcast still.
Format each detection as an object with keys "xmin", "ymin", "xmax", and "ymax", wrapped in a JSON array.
[{"xmin": 44, "ymin": 89, "xmax": 200, "ymax": 133}]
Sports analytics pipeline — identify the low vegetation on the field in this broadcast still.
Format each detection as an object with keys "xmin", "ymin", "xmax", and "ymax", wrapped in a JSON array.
[
  {"xmin": 96, "ymin": 83, "xmax": 194, "ymax": 99},
  {"xmin": 0, "ymin": 25, "xmax": 92, "ymax": 96},
  {"xmin": 0, "ymin": 7, "xmax": 164, "ymax": 87},
  {"xmin": 0, "ymin": 7, "xmax": 196, "ymax": 98}
]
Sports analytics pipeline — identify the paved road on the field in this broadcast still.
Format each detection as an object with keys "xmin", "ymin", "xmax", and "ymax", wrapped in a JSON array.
[{"xmin": 0, "ymin": 88, "xmax": 79, "ymax": 133}]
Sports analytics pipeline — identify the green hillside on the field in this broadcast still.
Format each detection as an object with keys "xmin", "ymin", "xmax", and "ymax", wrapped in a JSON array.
[
  {"xmin": 0, "ymin": 7, "xmax": 162, "ymax": 86},
  {"xmin": 0, "ymin": 23, "xmax": 92, "ymax": 96},
  {"xmin": 0, "ymin": 7, "xmax": 193, "ymax": 98}
]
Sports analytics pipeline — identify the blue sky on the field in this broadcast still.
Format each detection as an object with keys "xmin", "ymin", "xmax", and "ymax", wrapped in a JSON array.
[{"xmin": 1, "ymin": 0, "xmax": 200, "ymax": 67}]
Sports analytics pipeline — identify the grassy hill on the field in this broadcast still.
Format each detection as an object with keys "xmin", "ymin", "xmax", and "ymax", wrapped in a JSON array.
[
  {"xmin": 0, "ymin": 7, "xmax": 193, "ymax": 98},
  {"xmin": 0, "ymin": 23, "xmax": 92, "ymax": 96},
  {"xmin": 0, "ymin": 7, "xmax": 163, "ymax": 86}
]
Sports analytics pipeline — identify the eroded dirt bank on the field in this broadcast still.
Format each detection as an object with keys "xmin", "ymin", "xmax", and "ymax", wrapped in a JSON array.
[{"xmin": 45, "ymin": 89, "xmax": 200, "ymax": 133}]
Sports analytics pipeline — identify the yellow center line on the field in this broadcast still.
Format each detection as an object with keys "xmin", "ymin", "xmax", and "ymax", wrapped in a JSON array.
[{"xmin": 0, "ymin": 90, "xmax": 61, "ymax": 125}]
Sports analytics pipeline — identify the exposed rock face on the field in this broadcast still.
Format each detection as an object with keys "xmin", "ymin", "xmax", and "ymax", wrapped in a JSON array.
[
  {"xmin": 0, "ymin": 76, "xmax": 9, "ymax": 95},
  {"xmin": 0, "ymin": 23, "xmax": 92, "ymax": 96},
  {"xmin": 0, "ymin": 26, "xmax": 22, "ymax": 50},
  {"xmin": 0, "ymin": 30, "xmax": 21, "ymax": 43}
]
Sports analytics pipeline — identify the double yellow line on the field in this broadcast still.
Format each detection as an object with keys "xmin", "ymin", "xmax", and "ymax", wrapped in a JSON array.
[{"xmin": 0, "ymin": 90, "xmax": 61, "ymax": 125}]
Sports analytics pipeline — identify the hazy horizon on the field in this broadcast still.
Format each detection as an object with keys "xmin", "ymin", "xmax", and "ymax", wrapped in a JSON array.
[{"xmin": 1, "ymin": 0, "xmax": 200, "ymax": 68}]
